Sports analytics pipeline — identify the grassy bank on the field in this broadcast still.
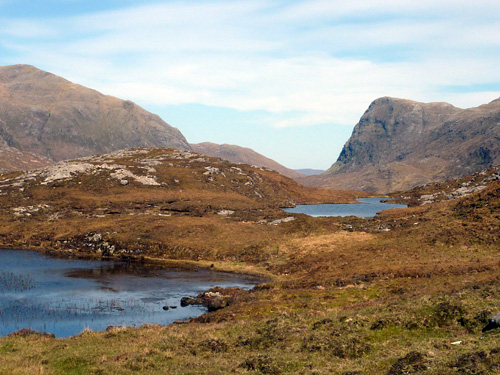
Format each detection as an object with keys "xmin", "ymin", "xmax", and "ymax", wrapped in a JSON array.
[{"xmin": 2, "ymin": 276, "xmax": 500, "ymax": 374}]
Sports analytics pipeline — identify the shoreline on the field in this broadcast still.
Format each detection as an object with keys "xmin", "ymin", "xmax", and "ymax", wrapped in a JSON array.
[{"xmin": 0, "ymin": 245, "xmax": 275, "ymax": 281}]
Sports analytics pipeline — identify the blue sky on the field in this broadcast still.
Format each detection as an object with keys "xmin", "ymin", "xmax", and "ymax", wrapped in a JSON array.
[{"xmin": 1, "ymin": 0, "xmax": 500, "ymax": 169}]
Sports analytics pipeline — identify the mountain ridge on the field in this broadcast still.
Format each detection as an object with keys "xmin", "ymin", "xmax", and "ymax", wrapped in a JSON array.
[{"xmin": 190, "ymin": 142, "xmax": 305, "ymax": 179}]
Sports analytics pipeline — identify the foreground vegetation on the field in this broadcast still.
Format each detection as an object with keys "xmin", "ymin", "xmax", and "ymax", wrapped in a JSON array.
[{"xmin": 1, "ymin": 149, "xmax": 499, "ymax": 374}]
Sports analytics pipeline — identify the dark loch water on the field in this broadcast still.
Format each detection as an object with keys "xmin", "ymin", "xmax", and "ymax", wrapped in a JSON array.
[
  {"xmin": 283, "ymin": 198, "xmax": 407, "ymax": 218},
  {"xmin": 0, "ymin": 249, "xmax": 261, "ymax": 338}
]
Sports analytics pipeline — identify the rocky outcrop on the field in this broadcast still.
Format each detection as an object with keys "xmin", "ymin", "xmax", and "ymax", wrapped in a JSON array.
[
  {"xmin": 302, "ymin": 97, "xmax": 500, "ymax": 193},
  {"xmin": 190, "ymin": 142, "xmax": 304, "ymax": 179},
  {"xmin": 0, "ymin": 64, "xmax": 191, "ymax": 171},
  {"xmin": 180, "ymin": 287, "xmax": 245, "ymax": 311}
]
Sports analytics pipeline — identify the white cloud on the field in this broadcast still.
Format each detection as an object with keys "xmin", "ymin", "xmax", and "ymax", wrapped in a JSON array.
[
  {"xmin": 277, "ymin": 0, "xmax": 500, "ymax": 21},
  {"xmin": 1, "ymin": 0, "xmax": 499, "ymax": 131},
  {"xmin": 0, "ymin": 19, "xmax": 58, "ymax": 38}
]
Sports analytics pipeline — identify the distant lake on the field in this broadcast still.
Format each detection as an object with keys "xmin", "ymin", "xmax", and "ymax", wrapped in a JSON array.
[
  {"xmin": 0, "ymin": 249, "xmax": 260, "ymax": 338},
  {"xmin": 283, "ymin": 197, "xmax": 407, "ymax": 218}
]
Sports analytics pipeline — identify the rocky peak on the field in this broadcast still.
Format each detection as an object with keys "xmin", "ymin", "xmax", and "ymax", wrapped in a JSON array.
[{"xmin": 305, "ymin": 96, "xmax": 500, "ymax": 193}]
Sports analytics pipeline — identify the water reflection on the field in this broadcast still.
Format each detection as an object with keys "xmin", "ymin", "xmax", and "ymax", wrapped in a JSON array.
[
  {"xmin": 283, "ymin": 197, "xmax": 407, "ymax": 218},
  {"xmin": 0, "ymin": 249, "xmax": 260, "ymax": 337}
]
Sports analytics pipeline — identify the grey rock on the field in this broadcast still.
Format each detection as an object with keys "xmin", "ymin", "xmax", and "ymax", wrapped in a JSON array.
[{"xmin": 482, "ymin": 313, "xmax": 500, "ymax": 332}]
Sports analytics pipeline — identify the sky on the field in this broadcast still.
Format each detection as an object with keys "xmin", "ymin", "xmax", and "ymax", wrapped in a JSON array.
[{"xmin": 1, "ymin": 1, "xmax": 500, "ymax": 170}]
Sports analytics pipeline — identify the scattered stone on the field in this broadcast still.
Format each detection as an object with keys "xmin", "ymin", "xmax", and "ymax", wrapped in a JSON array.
[
  {"xmin": 85, "ymin": 232, "xmax": 116, "ymax": 255},
  {"xmin": 110, "ymin": 168, "xmax": 159, "ymax": 186},
  {"xmin": 268, "ymin": 216, "xmax": 296, "ymax": 225},
  {"xmin": 162, "ymin": 306, "xmax": 169, "ymax": 311},
  {"xmin": 217, "ymin": 210, "xmax": 235, "ymax": 216},
  {"xmin": 189, "ymin": 157, "xmax": 208, "ymax": 163},
  {"xmin": 40, "ymin": 162, "xmax": 95, "ymax": 184},
  {"xmin": 447, "ymin": 185, "xmax": 486, "ymax": 199},
  {"xmin": 11, "ymin": 204, "xmax": 50, "ymax": 217},
  {"xmin": 88, "ymin": 233, "xmax": 103, "ymax": 243},
  {"xmin": 203, "ymin": 166, "xmax": 221, "ymax": 175},
  {"xmin": 420, "ymin": 194, "xmax": 434, "ymax": 201}
]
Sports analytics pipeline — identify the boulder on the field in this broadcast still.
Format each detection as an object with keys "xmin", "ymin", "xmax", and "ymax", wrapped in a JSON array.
[
  {"xmin": 180, "ymin": 287, "xmax": 245, "ymax": 311},
  {"xmin": 482, "ymin": 313, "xmax": 500, "ymax": 332}
]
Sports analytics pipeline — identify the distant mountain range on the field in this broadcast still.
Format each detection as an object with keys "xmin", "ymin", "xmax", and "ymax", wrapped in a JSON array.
[
  {"xmin": 294, "ymin": 169, "xmax": 324, "ymax": 176},
  {"xmin": 0, "ymin": 64, "xmax": 190, "ymax": 172},
  {"xmin": 0, "ymin": 65, "xmax": 310, "ymax": 178},
  {"xmin": 3, "ymin": 65, "xmax": 499, "ymax": 193},
  {"xmin": 190, "ymin": 142, "xmax": 305, "ymax": 179},
  {"xmin": 302, "ymin": 96, "xmax": 500, "ymax": 193}
]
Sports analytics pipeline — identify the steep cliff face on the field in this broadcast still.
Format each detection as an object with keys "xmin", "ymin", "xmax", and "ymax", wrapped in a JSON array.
[
  {"xmin": 302, "ymin": 97, "xmax": 500, "ymax": 193},
  {"xmin": 190, "ymin": 142, "xmax": 305, "ymax": 179},
  {"xmin": 0, "ymin": 65, "xmax": 191, "ymax": 171}
]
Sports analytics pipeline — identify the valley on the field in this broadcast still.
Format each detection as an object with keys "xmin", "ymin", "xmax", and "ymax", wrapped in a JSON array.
[{"xmin": 0, "ymin": 65, "xmax": 499, "ymax": 374}]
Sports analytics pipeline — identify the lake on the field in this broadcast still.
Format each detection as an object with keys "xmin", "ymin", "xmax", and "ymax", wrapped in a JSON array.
[
  {"xmin": 0, "ymin": 249, "xmax": 261, "ymax": 338},
  {"xmin": 283, "ymin": 197, "xmax": 407, "ymax": 218}
]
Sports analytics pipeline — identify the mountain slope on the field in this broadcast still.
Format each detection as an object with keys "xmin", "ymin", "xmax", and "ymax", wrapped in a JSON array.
[
  {"xmin": 0, "ymin": 65, "xmax": 190, "ymax": 171},
  {"xmin": 0, "ymin": 146, "xmax": 51, "ymax": 173},
  {"xmin": 190, "ymin": 142, "xmax": 305, "ymax": 179},
  {"xmin": 302, "ymin": 96, "xmax": 500, "ymax": 193}
]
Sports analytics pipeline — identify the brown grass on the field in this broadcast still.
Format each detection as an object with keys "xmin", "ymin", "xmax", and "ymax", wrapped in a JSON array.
[{"xmin": 1, "ymin": 149, "xmax": 500, "ymax": 374}]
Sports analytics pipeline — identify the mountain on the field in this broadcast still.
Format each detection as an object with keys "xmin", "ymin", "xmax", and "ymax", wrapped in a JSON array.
[
  {"xmin": 0, "ymin": 64, "xmax": 190, "ymax": 171},
  {"xmin": 302, "ymin": 96, "xmax": 500, "ymax": 193},
  {"xmin": 190, "ymin": 142, "xmax": 305, "ymax": 179},
  {"xmin": 294, "ymin": 168, "xmax": 324, "ymax": 176}
]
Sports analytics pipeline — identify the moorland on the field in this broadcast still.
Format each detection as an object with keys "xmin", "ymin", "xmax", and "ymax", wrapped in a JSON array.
[{"xmin": 0, "ymin": 147, "xmax": 499, "ymax": 374}]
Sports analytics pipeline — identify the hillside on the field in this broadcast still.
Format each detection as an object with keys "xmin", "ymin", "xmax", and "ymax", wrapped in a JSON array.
[
  {"xmin": 0, "ymin": 146, "xmax": 51, "ymax": 173},
  {"xmin": 190, "ymin": 142, "xmax": 305, "ymax": 179},
  {"xmin": 0, "ymin": 147, "xmax": 360, "ymax": 259},
  {"xmin": 0, "ymin": 65, "xmax": 190, "ymax": 171},
  {"xmin": 302, "ymin": 96, "xmax": 500, "ymax": 193}
]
